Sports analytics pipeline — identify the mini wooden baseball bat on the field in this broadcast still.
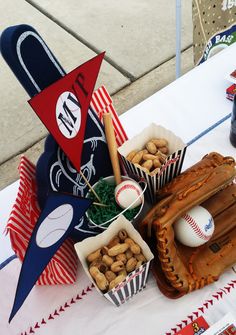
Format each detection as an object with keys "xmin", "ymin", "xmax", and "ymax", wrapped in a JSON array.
[{"xmin": 103, "ymin": 113, "xmax": 122, "ymax": 185}]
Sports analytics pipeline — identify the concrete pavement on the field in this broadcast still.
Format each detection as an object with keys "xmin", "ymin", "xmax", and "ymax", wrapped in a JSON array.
[{"xmin": 0, "ymin": 0, "xmax": 194, "ymax": 190}]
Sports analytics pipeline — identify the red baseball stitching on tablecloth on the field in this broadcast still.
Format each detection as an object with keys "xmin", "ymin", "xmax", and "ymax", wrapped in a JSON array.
[
  {"xmin": 183, "ymin": 213, "xmax": 210, "ymax": 241},
  {"xmin": 20, "ymin": 283, "xmax": 95, "ymax": 335},
  {"xmin": 165, "ymin": 279, "xmax": 236, "ymax": 334}
]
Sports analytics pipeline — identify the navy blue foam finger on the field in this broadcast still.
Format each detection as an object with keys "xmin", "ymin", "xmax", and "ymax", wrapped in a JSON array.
[{"xmin": 0, "ymin": 24, "xmax": 65, "ymax": 97}]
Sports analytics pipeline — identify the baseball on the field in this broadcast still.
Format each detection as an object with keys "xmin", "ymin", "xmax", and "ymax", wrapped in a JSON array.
[
  {"xmin": 114, "ymin": 179, "xmax": 143, "ymax": 209},
  {"xmin": 174, "ymin": 205, "xmax": 214, "ymax": 247}
]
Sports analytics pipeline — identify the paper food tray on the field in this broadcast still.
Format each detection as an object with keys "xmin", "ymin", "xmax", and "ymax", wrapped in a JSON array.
[
  {"xmin": 74, "ymin": 215, "xmax": 154, "ymax": 306},
  {"xmin": 118, "ymin": 123, "xmax": 187, "ymax": 203}
]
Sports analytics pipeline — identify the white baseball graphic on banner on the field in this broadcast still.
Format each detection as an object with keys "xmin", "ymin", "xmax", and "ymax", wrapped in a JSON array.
[{"xmin": 174, "ymin": 205, "xmax": 214, "ymax": 247}]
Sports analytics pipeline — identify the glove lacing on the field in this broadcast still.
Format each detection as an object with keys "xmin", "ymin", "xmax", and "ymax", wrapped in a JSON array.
[{"xmin": 157, "ymin": 227, "xmax": 217, "ymax": 292}]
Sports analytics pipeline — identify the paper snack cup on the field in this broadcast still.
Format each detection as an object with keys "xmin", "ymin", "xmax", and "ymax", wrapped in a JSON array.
[
  {"xmin": 74, "ymin": 215, "xmax": 154, "ymax": 306},
  {"xmin": 118, "ymin": 123, "xmax": 187, "ymax": 203}
]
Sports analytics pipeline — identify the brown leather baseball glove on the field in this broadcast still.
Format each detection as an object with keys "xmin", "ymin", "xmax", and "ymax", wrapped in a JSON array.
[{"xmin": 139, "ymin": 152, "xmax": 236, "ymax": 298}]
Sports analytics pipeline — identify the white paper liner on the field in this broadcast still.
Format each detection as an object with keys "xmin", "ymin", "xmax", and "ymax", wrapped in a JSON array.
[
  {"xmin": 74, "ymin": 215, "xmax": 154, "ymax": 306},
  {"xmin": 118, "ymin": 123, "xmax": 187, "ymax": 203}
]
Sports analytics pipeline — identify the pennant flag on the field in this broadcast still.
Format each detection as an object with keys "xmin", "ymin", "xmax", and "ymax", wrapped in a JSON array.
[
  {"xmin": 6, "ymin": 156, "xmax": 78, "ymax": 286},
  {"xmin": 9, "ymin": 192, "xmax": 92, "ymax": 322},
  {"xmin": 29, "ymin": 52, "xmax": 105, "ymax": 173},
  {"xmin": 0, "ymin": 24, "xmax": 113, "ymax": 240}
]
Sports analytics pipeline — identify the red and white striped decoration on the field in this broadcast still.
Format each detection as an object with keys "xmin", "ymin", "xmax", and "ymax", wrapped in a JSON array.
[
  {"xmin": 90, "ymin": 85, "xmax": 128, "ymax": 147},
  {"xmin": 6, "ymin": 156, "xmax": 77, "ymax": 285}
]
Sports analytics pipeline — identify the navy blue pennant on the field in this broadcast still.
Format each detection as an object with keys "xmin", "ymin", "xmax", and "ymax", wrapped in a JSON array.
[{"xmin": 9, "ymin": 192, "xmax": 92, "ymax": 322}]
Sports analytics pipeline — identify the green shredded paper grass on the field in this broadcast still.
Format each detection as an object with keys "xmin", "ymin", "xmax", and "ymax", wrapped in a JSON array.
[{"xmin": 87, "ymin": 178, "xmax": 141, "ymax": 228}]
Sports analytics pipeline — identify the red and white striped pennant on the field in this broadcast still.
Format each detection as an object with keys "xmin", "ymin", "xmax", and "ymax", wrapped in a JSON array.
[
  {"xmin": 90, "ymin": 85, "xmax": 128, "ymax": 147},
  {"xmin": 6, "ymin": 156, "xmax": 77, "ymax": 285}
]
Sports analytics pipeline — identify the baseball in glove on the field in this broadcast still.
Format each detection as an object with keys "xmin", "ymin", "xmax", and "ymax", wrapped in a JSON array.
[{"xmin": 139, "ymin": 152, "xmax": 236, "ymax": 298}]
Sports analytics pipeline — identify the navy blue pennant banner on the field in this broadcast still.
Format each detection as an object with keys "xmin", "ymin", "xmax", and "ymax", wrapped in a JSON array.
[{"xmin": 9, "ymin": 192, "xmax": 92, "ymax": 322}]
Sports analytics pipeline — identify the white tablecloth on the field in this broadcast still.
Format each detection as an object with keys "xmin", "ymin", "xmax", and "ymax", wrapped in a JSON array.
[{"xmin": 1, "ymin": 44, "xmax": 236, "ymax": 335}]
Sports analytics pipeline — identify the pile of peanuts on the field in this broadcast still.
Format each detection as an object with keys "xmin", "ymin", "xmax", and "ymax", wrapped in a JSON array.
[
  {"xmin": 87, "ymin": 229, "xmax": 146, "ymax": 293},
  {"xmin": 126, "ymin": 138, "xmax": 169, "ymax": 176}
]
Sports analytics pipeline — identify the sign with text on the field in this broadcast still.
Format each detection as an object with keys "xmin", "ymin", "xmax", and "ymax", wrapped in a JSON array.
[
  {"xmin": 29, "ymin": 52, "xmax": 105, "ymax": 172},
  {"xmin": 175, "ymin": 316, "xmax": 209, "ymax": 335}
]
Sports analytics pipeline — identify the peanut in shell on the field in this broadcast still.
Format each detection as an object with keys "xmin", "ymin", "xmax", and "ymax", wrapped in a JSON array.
[
  {"xmin": 143, "ymin": 153, "xmax": 157, "ymax": 161},
  {"xmin": 89, "ymin": 266, "xmax": 109, "ymax": 291},
  {"xmin": 126, "ymin": 150, "xmax": 138, "ymax": 161},
  {"xmin": 111, "ymin": 260, "xmax": 125, "ymax": 273},
  {"xmin": 142, "ymin": 159, "xmax": 153, "ymax": 171},
  {"xmin": 102, "ymin": 255, "xmax": 114, "ymax": 267},
  {"xmin": 105, "ymin": 270, "xmax": 116, "ymax": 283},
  {"xmin": 108, "ymin": 243, "xmax": 129, "ymax": 256},
  {"xmin": 87, "ymin": 248, "xmax": 101, "ymax": 263},
  {"xmin": 109, "ymin": 274, "xmax": 126, "ymax": 290},
  {"xmin": 116, "ymin": 253, "xmax": 127, "ymax": 264},
  {"xmin": 146, "ymin": 141, "xmax": 157, "ymax": 154},
  {"xmin": 126, "ymin": 257, "xmax": 137, "ymax": 272},
  {"xmin": 153, "ymin": 158, "xmax": 161, "ymax": 168},
  {"xmin": 118, "ymin": 229, "xmax": 128, "ymax": 241},
  {"xmin": 151, "ymin": 138, "xmax": 168, "ymax": 147},
  {"xmin": 158, "ymin": 146, "xmax": 169, "ymax": 154},
  {"xmin": 131, "ymin": 151, "xmax": 144, "ymax": 164}
]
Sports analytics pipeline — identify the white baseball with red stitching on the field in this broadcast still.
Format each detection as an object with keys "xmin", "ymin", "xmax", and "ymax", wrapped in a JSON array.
[
  {"xmin": 114, "ymin": 180, "xmax": 143, "ymax": 209},
  {"xmin": 174, "ymin": 205, "xmax": 215, "ymax": 247}
]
